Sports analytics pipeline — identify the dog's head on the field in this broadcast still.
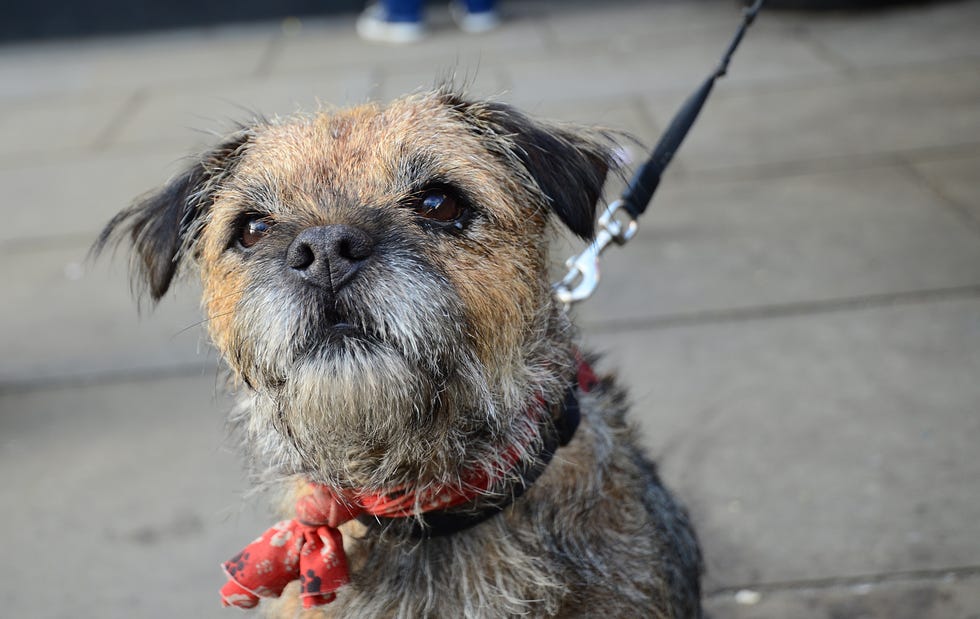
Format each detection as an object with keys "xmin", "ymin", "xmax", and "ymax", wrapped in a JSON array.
[{"xmin": 97, "ymin": 91, "xmax": 613, "ymax": 487}]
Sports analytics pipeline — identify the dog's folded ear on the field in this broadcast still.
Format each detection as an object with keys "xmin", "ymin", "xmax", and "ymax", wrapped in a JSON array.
[
  {"xmin": 448, "ymin": 95, "xmax": 615, "ymax": 240},
  {"xmin": 92, "ymin": 130, "xmax": 252, "ymax": 301}
]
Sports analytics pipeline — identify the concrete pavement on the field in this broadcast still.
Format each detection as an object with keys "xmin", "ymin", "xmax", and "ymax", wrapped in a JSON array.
[{"xmin": 1, "ymin": 1, "xmax": 978, "ymax": 617}]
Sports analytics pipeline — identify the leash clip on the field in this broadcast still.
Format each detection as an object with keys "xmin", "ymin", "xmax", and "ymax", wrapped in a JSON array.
[
  {"xmin": 553, "ymin": 0, "xmax": 764, "ymax": 308},
  {"xmin": 554, "ymin": 200, "xmax": 638, "ymax": 307}
]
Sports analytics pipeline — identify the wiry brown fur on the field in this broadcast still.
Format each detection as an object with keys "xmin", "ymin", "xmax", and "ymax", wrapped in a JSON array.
[{"xmin": 96, "ymin": 89, "xmax": 703, "ymax": 618}]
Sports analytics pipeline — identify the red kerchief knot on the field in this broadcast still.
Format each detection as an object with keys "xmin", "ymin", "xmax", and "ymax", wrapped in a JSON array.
[
  {"xmin": 219, "ymin": 482, "xmax": 495, "ymax": 610},
  {"xmin": 296, "ymin": 485, "xmax": 364, "ymax": 527}
]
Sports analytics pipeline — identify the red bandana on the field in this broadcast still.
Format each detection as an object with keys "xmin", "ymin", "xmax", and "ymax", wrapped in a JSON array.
[{"xmin": 220, "ymin": 358, "xmax": 598, "ymax": 610}]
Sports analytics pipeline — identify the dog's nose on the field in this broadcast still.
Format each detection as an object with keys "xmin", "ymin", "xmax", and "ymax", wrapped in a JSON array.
[{"xmin": 286, "ymin": 224, "xmax": 374, "ymax": 291}]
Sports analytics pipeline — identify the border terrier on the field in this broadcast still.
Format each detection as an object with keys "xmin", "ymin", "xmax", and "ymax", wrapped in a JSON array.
[{"xmin": 97, "ymin": 89, "xmax": 703, "ymax": 618}]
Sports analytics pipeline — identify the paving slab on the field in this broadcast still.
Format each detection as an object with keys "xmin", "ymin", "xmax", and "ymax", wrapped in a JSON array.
[
  {"xmin": 644, "ymin": 63, "xmax": 980, "ymax": 175},
  {"xmin": 506, "ymin": 26, "xmax": 839, "ymax": 108},
  {"xmin": 0, "ymin": 241, "xmax": 209, "ymax": 385},
  {"xmin": 0, "ymin": 25, "xmax": 276, "ymax": 102},
  {"xmin": 705, "ymin": 572, "xmax": 980, "ymax": 619},
  {"xmin": 540, "ymin": 0, "xmax": 746, "ymax": 47},
  {"xmin": 0, "ymin": 149, "xmax": 185, "ymax": 244},
  {"xmin": 912, "ymin": 154, "xmax": 980, "ymax": 227},
  {"xmin": 0, "ymin": 373, "xmax": 268, "ymax": 619},
  {"xmin": 801, "ymin": 0, "xmax": 980, "ymax": 71},
  {"xmin": 582, "ymin": 296, "xmax": 980, "ymax": 587},
  {"xmin": 565, "ymin": 165, "xmax": 980, "ymax": 327},
  {"xmin": 107, "ymin": 70, "xmax": 375, "ymax": 153},
  {"xmin": 0, "ymin": 93, "xmax": 129, "ymax": 160}
]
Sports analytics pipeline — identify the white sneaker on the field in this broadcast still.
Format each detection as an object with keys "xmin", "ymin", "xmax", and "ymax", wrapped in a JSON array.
[
  {"xmin": 450, "ymin": 3, "xmax": 501, "ymax": 34},
  {"xmin": 356, "ymin": 4, "xmax": 426, "ymax": 44}
]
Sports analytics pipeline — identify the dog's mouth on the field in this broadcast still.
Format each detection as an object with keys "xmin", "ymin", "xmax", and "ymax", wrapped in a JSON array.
[
  {"xmin": 314, "ymin": 315, "xmax": 379, "ymax": 348},
  {"xmin": 296, "ymin": 299, "xmax": 395, "ymax": 356},
  {"xmin": 326, "ymin": 320, "xmax": 360, "ymax": 337},
  {"xmin": 305, "ymin": 297, "xmax": 373, "ymax": 341}
]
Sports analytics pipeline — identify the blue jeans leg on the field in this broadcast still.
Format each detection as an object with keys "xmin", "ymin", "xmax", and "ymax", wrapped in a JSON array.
[
  {"xmin": 464, "ymin": 0, "xmax": 495, "ymax": 13},
  {"xmin": 383, "ymin": 0, "xmax": 423, "ymax": 23}
]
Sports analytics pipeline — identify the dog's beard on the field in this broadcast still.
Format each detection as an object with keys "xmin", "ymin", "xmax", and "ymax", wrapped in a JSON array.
[{"xmin": 228, "ymin": 259, "xmax": 509, "ymax": 487}]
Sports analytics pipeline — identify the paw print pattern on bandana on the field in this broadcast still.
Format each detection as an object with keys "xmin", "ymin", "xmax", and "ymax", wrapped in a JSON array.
[
  {"xmin": 225, "ymin": 551, "xmax": 249, "ymax": 578},
  {"xmin": 300, "ymin": 569, "xmax": 322, "ymax": 595},
  {"xmin": 268, "ymin": 521, "xmax": 293, "ymax": 547},
  {"xmin": 255, "ymin": 559, "xmax": 274, "ymax": 575}
]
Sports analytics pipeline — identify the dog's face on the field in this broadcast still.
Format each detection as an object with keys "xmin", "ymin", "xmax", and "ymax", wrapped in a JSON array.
[{"xmin": 99, "ymin": 91, "xmax": 612, "ymax": 488}]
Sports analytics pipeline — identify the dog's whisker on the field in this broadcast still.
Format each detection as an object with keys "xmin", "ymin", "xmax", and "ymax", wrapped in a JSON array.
[{"xmin": 171, "ymin": 309, "xmax": 239, "ymax": 338}]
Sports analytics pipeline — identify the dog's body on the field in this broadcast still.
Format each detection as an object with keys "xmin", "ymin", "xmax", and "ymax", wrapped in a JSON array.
[{"xmin": 99, "ymin": 90, "xmax": 702, "ymax": 618}]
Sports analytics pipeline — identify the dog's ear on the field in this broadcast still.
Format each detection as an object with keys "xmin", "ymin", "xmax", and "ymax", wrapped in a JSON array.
[
  {"xmin": 93, "ymin": 130, "xmax": 253, "ymax": 301},
  {"xmin": 447, "ymin": 95, "xmax": 614, "ymax": 239}
]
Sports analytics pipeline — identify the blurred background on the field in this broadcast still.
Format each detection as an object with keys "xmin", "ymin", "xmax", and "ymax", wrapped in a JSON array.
[{"xmin": 1, "ymin": 1, "xmax": 979, "ymax": 617}]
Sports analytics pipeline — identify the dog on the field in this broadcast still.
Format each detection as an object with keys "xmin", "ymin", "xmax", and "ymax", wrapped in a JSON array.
[{"xmin": 96, "ymin": 89, "xmax": 703, "ymax": 618}]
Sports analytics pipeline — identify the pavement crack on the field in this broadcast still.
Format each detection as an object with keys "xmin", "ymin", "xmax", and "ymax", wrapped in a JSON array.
[
  {"xmin": 253, "ymin": 31, "xmax": 285, "ymax": 78},
  {"xmin": 663, "ymin": 140, "xmax": 980, "ymax": 187},
  {"xmin": 0, "ymin": 361, "xmax": 224, "ymax": 395},
  {"xmin": 793, "ymin": 23, "xmax": 857, "ymax": 76},
  {"xmin": 582, "ymin": 285, "xmax": 980, "ymax": 333},
  {"xmin": 901, "ymin": 159, "xmax": 980, "ymax": 239},
  {"xmin": 91, "ymin": 89, "xmax": 147, "ymax": 151},
  {"xmin": 705, "ymin": 565, "xmax": 980, "ymax": 598}
]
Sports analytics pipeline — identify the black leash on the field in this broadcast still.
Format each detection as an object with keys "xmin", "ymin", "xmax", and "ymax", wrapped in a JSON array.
[{"xmin": 555, "ymin": 0, "xmax": 766, "ymax": 306}]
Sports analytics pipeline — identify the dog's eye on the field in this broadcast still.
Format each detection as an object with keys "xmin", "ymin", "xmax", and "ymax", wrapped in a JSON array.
[
  {"xmin": 239, "ymin": 216, "xmax": 274, "ymax": 248},
  {"xmin": 413, "ymin": 189, "xmax": 464, "ymax": 223}
]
